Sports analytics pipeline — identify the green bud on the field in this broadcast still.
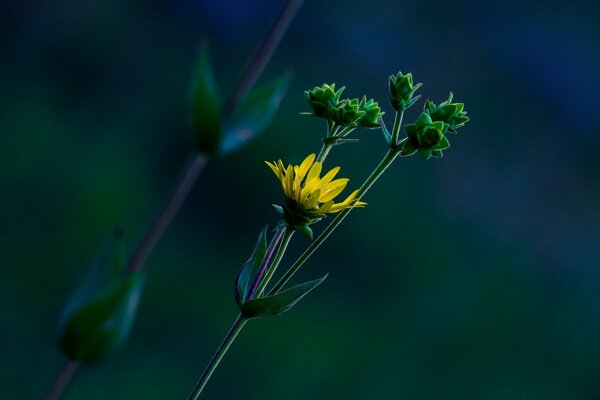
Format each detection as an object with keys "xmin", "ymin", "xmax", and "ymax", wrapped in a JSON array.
[
  {"xmin": 402, "ymin": 112, "xmax": 450, "ymax": 159},
  {"xmin": 424, "ymin": 92, "xmax": 469, "ymax": 134},
  {"xmin": 389, "ymin": 71, "xmax": 423, "ymax": 111},
  {"xmin": 357, "ymin": 96, "xmax": 384, "ymax": 128},
  {"xmin": 304, "ymin": 83, "xmax": 344, "ymax": 118},
  {"xmin": 331, "ymin": 98, "xmax": 366, "ymax": 127}
]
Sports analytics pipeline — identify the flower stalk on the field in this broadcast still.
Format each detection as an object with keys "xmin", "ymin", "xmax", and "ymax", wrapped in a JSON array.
[{"xmin": 186, "ymin": 315, "xmax": 248, "ymax": 400}]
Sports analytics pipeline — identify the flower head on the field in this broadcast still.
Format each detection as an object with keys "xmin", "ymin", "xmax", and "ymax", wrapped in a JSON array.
[
  {"xmin": 266, "ymin": 153, "xmax": 365, "ymax": 238},
  {"xmin": 424, "ymin": 92, "xmax": 469, "ymax": 134},
  {"xmin": 389, "ymin": 71, "xmax": 423, "ymax": 111},
  {"xmin": 304, "ymin": 83, "xmax": 345, "ymax": 118},
  {"xmin": 331, "ymin": 98, "xmax": 365, "ymax": 127},
  {"xmin": 401, "ymin": 112, "xmax": 450, "ymax": 159},
  {"xmin": 357, "ymin": 96, "xmax": 384, "ymax": 128}
]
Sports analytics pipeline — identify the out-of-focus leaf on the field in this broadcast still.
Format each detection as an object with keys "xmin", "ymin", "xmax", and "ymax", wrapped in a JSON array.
[
  {"xmin": 58, "ymin": 273, "xmax": 144, "ymax": 364},
  {"xmin": 57, "ymin": 227, "xmax": 144, "ymax": 364},
  {"xmin": 240, "ymin": 274, "xmax": 327, "ymax": 318},
  {"xmin": 192, "ymin": 46, "xmax": 222, "ymax": 155},
  {"xmin": 220, "ymin": 74, "xmax": 290, "ymax": 154},
  {"xmin": 234, "ymin": 227, "xmax": 268, "ymax": 306}
]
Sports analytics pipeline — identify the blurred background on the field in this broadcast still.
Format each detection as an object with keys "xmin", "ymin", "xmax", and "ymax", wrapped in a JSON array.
[{"xmin": 2, "ymin": 0, "xmax": 599, "ymax": 399}]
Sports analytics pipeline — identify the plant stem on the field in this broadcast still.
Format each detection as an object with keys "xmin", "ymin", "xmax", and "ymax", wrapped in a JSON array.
[
  {"xmin": 43, "ymin": 361, "xmax": 80, "ymax": 400},
  {"xmin": 316, "ymin": 143, "xmax": 333, "ymax": 163},
  {"xmin": 127, "ymin": 153, "xmax": 208, "ymax": 272},
  {"xmin": 224, "ymin": 0, "xmax": 305, "ymax": 114},
  {"xmin": 247, "ymin": 225, "xmax": 287, "ymax": 300},
  {"xmin": 186, "ymin": 315, "xmax": 248, "ymax": 400},
  {"xmin": 269, "ymin": 148, "xmax": 400, "ymax": 294},
  {"xmin": 255, "ymin": 228, "xmax": 295, "ymax": 298},
  {"xmin": 391, "ymin": 110, "xmax": 404, "ymax": 146}
]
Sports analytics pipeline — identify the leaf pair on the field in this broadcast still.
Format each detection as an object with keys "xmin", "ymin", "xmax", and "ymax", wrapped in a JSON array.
[
  {"xmin": 234, "ymin": 227, "xmax": 327, "ymax": 319},
  {"xmin": 192, "ymin": 47, "xmax": 290, "ymax": 156}
]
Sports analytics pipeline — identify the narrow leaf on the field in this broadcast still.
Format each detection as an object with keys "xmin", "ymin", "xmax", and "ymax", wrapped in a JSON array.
[
  {"xmin": 192, "ymin": 46, "xmax": 222, "ymax": 155},
  {"xmin": 220, "ymin": 74, "xmax": 290, "ymax": 154},
  {"xmin": 240, "ymin": 274, "xmax": 328, "ymax": 318},
  {"xmin": 234, "ymin": 227, "xmax": 268, "ymax": 306}
]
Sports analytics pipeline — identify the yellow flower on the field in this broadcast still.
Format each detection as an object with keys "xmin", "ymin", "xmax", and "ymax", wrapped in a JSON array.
[{"xmin": 265, "ymin": 153, "xmax": 365, "ymax": 236}]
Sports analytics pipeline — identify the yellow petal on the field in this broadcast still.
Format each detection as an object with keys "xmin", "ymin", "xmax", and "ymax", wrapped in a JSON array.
[
  {"xmin": 306, "ymin": 161, "xmax": 322, "ymax": 183},
  {"xmin": 317, "ymin": 166, "xmax": 341, "ymax": 190},
  {"xmin": 300, "ymin": 177, "xmax": 320, "ymax": 204},
  {"xmin": 340, "ymin": 189, "xmax": 361, "ymax": 204},
  {"xmin": 319, "ymin": 178, "xmax": 349, "ymax": 202},
  {"xmin": 296, "ymin": 153, "xmax": 316, "ymax": 180},
  {"xmin": 265, "ymin": 161, "xmax": 281, "ymax": 179},
  {"xmin": 293, "ymin": 174, "xmax": 302, "ymax": 199},
  {"xmin": 304, "ymin": 189, "xmax": 321, "ymax": 209},
  {"xmin": 317, "ymin": 200, "xmax": 334, "ymax": 214},
  {"xmin": 285, "ymin": 164, "xmax": 294, "ymax": 198}
]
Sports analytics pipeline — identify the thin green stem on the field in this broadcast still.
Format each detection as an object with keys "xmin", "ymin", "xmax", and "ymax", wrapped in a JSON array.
[
  {"xmin": 255, "ymin": 228, "xmax": 295, "ymax": 298},
  {"xmin": 247, "ymin": 225, "xmax": 287, "ymax": 299},
  {"xmin": 269, "ymin": 148, "xmax": 400, "ymax": 294},
  {"xmin": 391, "ymin": 110, "xmax": 404, "ymax": 146},
  {"xmin": 316, "ymin": 143, "xmax": 333, "ymax": 163},
  {"xmin": 338, "ymin": 126, "xmax": 355, "ymax": 137},
  {"xmin": 186, "ymin": 315, "xmax": 248, "ymax": 400},
  {"xmin": 317, "ymin": 126, "xmax": 356, "ymax": 163}
]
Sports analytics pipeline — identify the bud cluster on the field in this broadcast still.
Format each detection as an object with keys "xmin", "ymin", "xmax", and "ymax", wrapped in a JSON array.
[{"xmin": 304, "ymin": 84, "xmax": 384, "ymax": 130}]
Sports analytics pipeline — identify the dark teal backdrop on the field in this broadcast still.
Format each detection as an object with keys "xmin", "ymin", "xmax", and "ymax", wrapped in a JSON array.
[{"xmin": 1, "ymin": 0, "xmax": 599, "ymax": 399}]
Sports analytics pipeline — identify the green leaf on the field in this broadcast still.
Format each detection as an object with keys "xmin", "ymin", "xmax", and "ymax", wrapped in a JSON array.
[
  {"xmin": 241, "ymin": 274, "xmax": 328, "ymax": 318},
  {"xmin": 57, "ymin": 227, "xmax": 144, "ymax": 364},
  {"xmin": 59, "ymin": 273, "xmax": 144, "ymax": 364},
  {"xmin": 234, "ymin": 227, "xmax": 268, "ymax": 306},
  {"xmin": 221, "ymin": 74, "xmax": 290, "ymax": 154},
  {"xmin": 192, "ymin": 46, "xmax": 222, "ymax": 155}
]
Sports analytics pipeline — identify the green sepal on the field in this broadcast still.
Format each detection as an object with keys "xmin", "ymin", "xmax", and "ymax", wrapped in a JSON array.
[
  {"xmin": 380, "ymin": 118, "xmax": 393, "ymax": 146},
  {"xmin": 419, "ymin": 149, "xmax": 433, "ymax": 159},
  {"xmin": 295, "ymin": 224, "xmax": 314, "ymax": 240},
  {"xmin": 221, "ymin": 74, "xmax": 290, "ymax": 154},
  {"xmin": 431, "ymin": 149, "xmax": 444, "ymax": 158},
  {"xmin": 58, "ymin": 227, "xmax": 145, "ymax": 364},
  {"xmin": 431, "ymin": 135, "xmax": 450, "ymax": 150},
  {"xmin": 234, "ymin": 227, "xmax": 269, "ymax": 306},
  {"xmin": 272, "ymin": 204, "xmax": 285, "ymax": 216},
  {"xmin": 240, "ymin": 274, "xmax": 328, "ymax": 318},
  {"xmin": 399, "ymin": 138, "xmax": 417, "ymax": 156},
  {"xmin": 192, "ymin": 46, "xmax": 222, "ymax": 155}
]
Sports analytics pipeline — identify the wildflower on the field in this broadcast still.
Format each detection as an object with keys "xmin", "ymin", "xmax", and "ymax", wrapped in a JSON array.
[{"xmin": 265, "ymin": 153, "xmax": 365, "ymax": 238}]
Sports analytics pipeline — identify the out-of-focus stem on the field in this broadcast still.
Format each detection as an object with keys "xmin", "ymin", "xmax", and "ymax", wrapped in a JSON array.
[{"xmin": 43, "ymin": 361, "xmax": 80, "ymax": 400}]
